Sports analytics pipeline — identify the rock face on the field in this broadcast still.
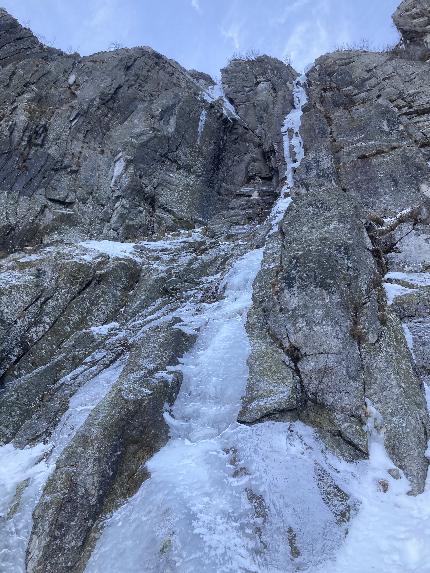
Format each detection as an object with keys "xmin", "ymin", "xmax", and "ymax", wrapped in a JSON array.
[
  {"xmin": 222, "ymin": 56, "xmax": 297, "ymax": 176},
  {"xmin": 240, "ymin": 39, "xmax": 430, "ymax": 492},
  {"xmin": 394, "ymin": 0, "xmax": 430, "ymax": 59},
  {"xmin": 1, "ymin": 1, "xmax": 430, "ymax": 571},
  {"xmin": 0, "ymin": 9, "xmax": 295, "ymax": 254}
]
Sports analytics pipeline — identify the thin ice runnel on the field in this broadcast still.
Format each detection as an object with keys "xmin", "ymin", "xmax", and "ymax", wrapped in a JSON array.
[{"xmin": 270, "ymin": 74, "xmax": 308, "ymax": 231}]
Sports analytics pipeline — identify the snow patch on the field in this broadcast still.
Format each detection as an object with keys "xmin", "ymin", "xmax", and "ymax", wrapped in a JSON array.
[
  {"xmin": 138, "ymin": 230, "xmax": 204, "ymax": 251},
  {"xmin": 402, "ymin": 323, "xmax": 415, "ymax": 359},
  {"xmin": 16, "ymin": 253, "xmax": 44, "ymax": 263},
  {"xmin": 315, "ymin": 402, "xmax": 430, "ymax": 573},
  {"xmin": 89, "ymin": 322, "xmax": 119, "ymax": 336},
  {"xmin": 0, "ymin": 270, "xmax": 33, "ymax": 287},
  {"xmin": 79, "ymin": 240, "xmax": 137, "ymax": 259},
  {"xmin": 69, "ymin": 110, "xmax": 79, "ymax": 127},
  {"xmin": 385, "ymin": 271, "xmax": 430, "ymax": 287},
  {"xmin": 384, "ymin": 281, "xmax": 415, "ymax": 304},
  {"xmin": 0, "ymin": 443, "xmax": 48, "ymax": 519}
]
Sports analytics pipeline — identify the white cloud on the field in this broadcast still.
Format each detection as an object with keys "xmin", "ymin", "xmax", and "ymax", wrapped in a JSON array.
[
  {"xmin": 221, "ymin": 22, "xmax": 242, "ymax": 51},
  {"xmin": 191, "ymin": 0, "xmax": 201, "ymax": 12},
  {"xmin": 270, "ymin": 0, "xmax": 310, "ymax": 26},
  {"xmin": 281, "ymin": 0, "xmax": 351, "ymax": 71}
]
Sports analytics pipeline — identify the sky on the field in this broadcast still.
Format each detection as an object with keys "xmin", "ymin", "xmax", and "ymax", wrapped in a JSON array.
[{"xmin": 2, "ymin": 0, "xmax": 401, "ymax": 76}]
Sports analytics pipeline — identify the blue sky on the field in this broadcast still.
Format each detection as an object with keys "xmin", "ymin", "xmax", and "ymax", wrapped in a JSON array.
[{"xmin": 2, "ymin": 0, "xmax": 401, "ymax": 75}]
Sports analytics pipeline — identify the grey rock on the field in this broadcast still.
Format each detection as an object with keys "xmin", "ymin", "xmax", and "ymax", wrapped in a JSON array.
[
  {"xmin": 393, "ymin": 0, "xmax": 430, "ymax": 59},
  {"xmin": 222, "ymin": 56, "xmax": 297, "ymax": 177},
  {"xmin": 0, "ymin": 248, "xmax": 140, "ymax": 443},
  {"xmin": 0, "ymin": 11, "xmax": 284, "ymax": 254},
  {"xmin": 238, "ymin": 232, "xmax": 301, "ymax": 424},
  {"xmin": 240, "ymin": 6, "xmax": 430, "ymax": 492}
]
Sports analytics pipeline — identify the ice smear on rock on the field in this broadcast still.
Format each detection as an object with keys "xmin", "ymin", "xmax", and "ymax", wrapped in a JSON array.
[
  {"xmin": 0, "ymin": 360, "xmax": 125, "ymax": 572},
  {"xmin": 202, "ymin": 80, "xmax": 240, "ymax": 120},
  {"xmin": 197, "ymin": 109, "xmax": 207, "ymax": 143},
  {"xmin": 402, "ymin": 323, "xmax": 415, "ymax": 358},
  {"xmin": 111, "ymin": 154, "xmax": 126, "ymax": 187},
  {"xmin": 384, "ymin": 281, "xmax": 416, "ymax": 304},
  {"xmin": 385, "ymin": 271, "xmax": 430, "ymax": 287}
]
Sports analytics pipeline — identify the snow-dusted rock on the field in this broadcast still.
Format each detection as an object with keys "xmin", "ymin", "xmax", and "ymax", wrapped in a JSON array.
[{"xmin": 1, "ymin": 1, "xmax": 430, "ymax": 571}]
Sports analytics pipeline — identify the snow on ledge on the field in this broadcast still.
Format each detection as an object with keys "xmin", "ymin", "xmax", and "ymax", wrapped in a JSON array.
[{"xmin": 79, "ymin": 240, "xmax": 137, "ymax": 259}]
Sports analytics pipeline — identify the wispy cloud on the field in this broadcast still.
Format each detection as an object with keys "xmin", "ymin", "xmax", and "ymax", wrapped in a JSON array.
[
  {"xmin": 270, "ymin": 0, "xmax": 310, "ymax": 26},
  {"xmin": 221, "ymin": 22, "xmax": 241, "ymax": 51},
  {"xmin": 191, "ymin": 0, "xmax": 201, "ymax": 13},
  {"xmin": 282, "ymin": 0, "xmax": 351, "ymax": 70}
]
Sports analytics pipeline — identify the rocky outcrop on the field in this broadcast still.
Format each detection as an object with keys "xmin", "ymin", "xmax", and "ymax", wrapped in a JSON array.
[
  {"xmin": 222, "ymin": 56, "xmax": 297, "ymax": 177},
  {"xmin": 0, "ymin": 8, "xmax": 55, "ymax": 64},
  {"xmin": 0, "ymin": 10, "xmax": 282, "ymax": 255},
  {"xmin": 394, "ymin": 0, "xmax": 430, "ymax": 59},
  {"xmin": 0, "ymin": 250, "xmax": 140, "ymax": 444},
  {"xmin": 239, "ymin": 6, "xmax": 430, "ymax": 492}
]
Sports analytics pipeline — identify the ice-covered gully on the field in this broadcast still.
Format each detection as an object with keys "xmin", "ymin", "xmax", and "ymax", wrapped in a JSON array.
[
  {"xmin": 86, "ymin": 76, "xmax": 345, "ymax": 572},
  {"xmin": 1, "ymin": 71, "xmax": 430, "ymax": 573},
  {"xmin": 86, "ymin": 74, "xmax": 430, "ymax": 573},
  {"xmin": 0, "ymin": 77, "xmax": 309, "ymax": 573},
  {"xmin": 86, "ymin": 76, "xmax": 344, "ymax": 573}
]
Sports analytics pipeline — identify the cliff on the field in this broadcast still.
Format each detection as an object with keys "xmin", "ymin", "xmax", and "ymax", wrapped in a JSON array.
[{"xmin": 1, "ymin": 1, "xmax": 430, "ymax": 571}]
